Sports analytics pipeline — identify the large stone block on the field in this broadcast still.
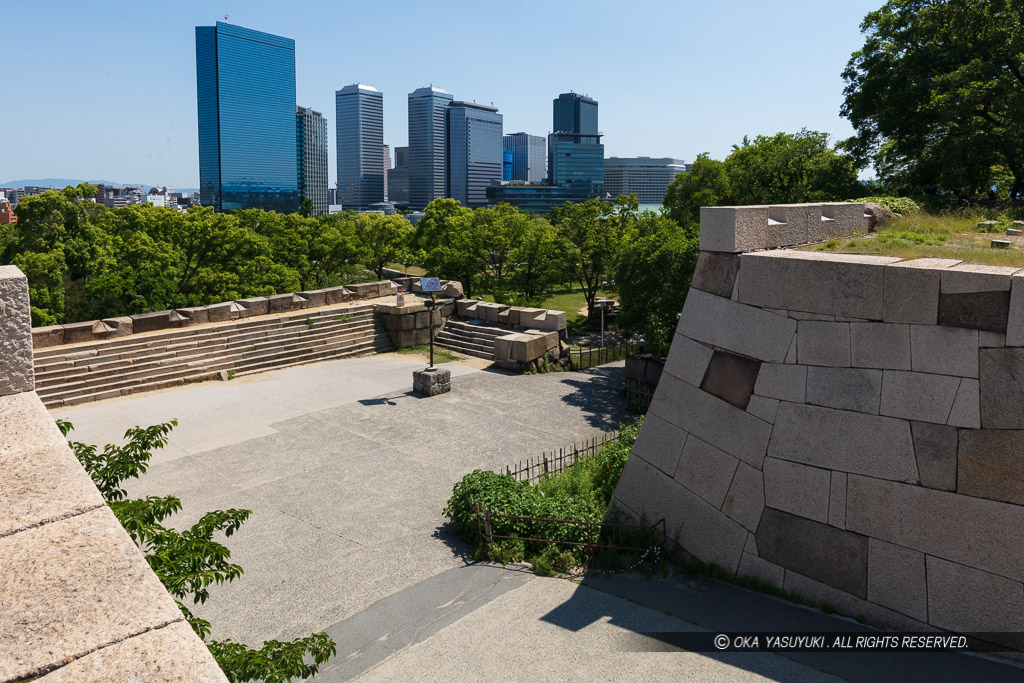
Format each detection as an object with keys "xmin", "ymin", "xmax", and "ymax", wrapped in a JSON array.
[
  {"xmin": 767, "ymin": 203, "xmax": 819, "ymax": 245},
  {"xmin": 911, "ymin": 421, "xmax": 957, "ymax": 492},
  {"xmin": 347, "ymin": 282, "xmax": 381, "ymax": 299},
  {"xmin": 806, "ymin": 366, "xmax": 881, "ymax": 414},
  {"xmin": 763, "ymin": 457, "xmax": 831, "ymax": 522},
  {"xmin": 737, "ymin": 250, "xmax": 900, "ymax": 319},
  {"xmin": 849, "ymin": 322, "xmax": 911, "ymax": 370},
  {"xmin": 175, "ymin": 306, "xmax": 210, "ymax": 326},
  {"xmin": 650, "ymin": 372, "xmax": 773, "ymax": 468},
  {"xmin": 753, "ymin": 363, "xmax": 806, "ymax": 403},
  {"xmin": 534, "ymin": 309, "xmax": 566, "ymax": 331},
  {"xmin": 679, "ymin": 288, "xmax": 796, "ymax": 363},
  {"xmin": 745, "ymin": 394, "xmax": 779, "ymax": 423},
  {"xmin": 737, "ymin": 552, "xmax": 785, "ymax": 589},
  {"xmin": 674, "ymin": 435, "xmax": 739, "ymax": 509},
  {"xmin": 631, "ymin": 413, "xmax": 688, "ymax": 476},
  {"xmin": 0, "ymin": 267, "xmax": 33, "ymax": 395},
  {"xmin": 940, "ymin": 264, "xmax": 1019, "ymax": 294},
  {"xmin": 0, "ymin": 507, "xmax": 185, "ymax": 680},
  {"xmin": 267, "ymin": 293, "xmax": 306, "ymax": 313},
  {"xmin": 31, "ymin": 325, "xmax": 65, "ymax": 349},
  {"xmin": 699, "ymin": 205, "xmax": 771, "ymax": 252},
  {"xmin": 441, "ymin": 280, "xmax": 464, "ymax": 298},
  {"xmin": 615, "ymin": 458, "xmax": 748, "ymax": 573},
  {"xmin": 235, "ymin": 297, "xmax": 269, "ymax": 317},
  {"xmin": 61, "ymin": 320, "xmax": 104, "ymax": 344},
  {"xmin": 691, "ymin": 252, "xmax": 740, "ymax": 297},
  {"xmin": 926, "ymin": 556, "xmax": 1024, "ymax": 636},
  {"xmin": 909, "ymin": 325, "xmax": 978, "ymax": 378},
  {"xmin": 820, "ymin": 202, "xmax": 868, "ymax": 237},
  {"xmin": 768, "ymin": 403, "xmax": 918, "ymax": 481},
  {"xmin": 756, "ymin": 507, "xmax": 869, "ymax": 598},
  {"xmin": 130, "ymin": 310, "xmax": 173, "ymax": 334},
  {"xmin": 662, "ymin": 333, "xmax": 714, "ymax": 387},
  {"xmin": 1006, "ymin": 272, "xmax": 1024, "ymax": 346},
  {"xmin": 722, "ymin": 463, "xmax": 764, "ymax": 532},
  {"xmin": 828, "ymin": 471, "xmax": 847, "ymax": 528},
  {"xmin": 322, "ymin": 285, "xmax": 353, "ymax": 305},
  {"xmin": 867, "ymin": 539, "xmax": 928, "ymax": 622},
  {"xmin": 958, "ymin": 429, "xmax": 1024, "ymax": 506},
  {"xmin": 937, "ymin": 291, "xmax": 1010, "ymax": 333},
  {"xmin": 947, "ymin": 378, "xmax": 980, "ymax": 428},
  {"xmin": 846, "ymin": 475, "xmax": 1024, "ymax": 582},
  {"xmin": 979, "ymin": 347, "xmax": 1024, "ymax": 428},
  {"xmin": 299, "ymin": 289, "xmax": 328, "ymax": 308},
  {"xmin": 205, "ymin": 301, "xmax": 244, "ymax": 323},
  {"xmin": 456, "ymin": 299, "xmax": 480, "ymax": 317},
  {"xmin": 882, "ymin": 258, "xmax": 960, "ymax": 325},
  {"xmin": 797, "ymin": 320, "xmax": 851, "ymax": 367},
  {"xmin": 879, "ymin": 370, "xmax": 961, "ymax": 425},
  {"xmin": 699, "ymin": 350, "xmax": 760, "ymax": 409},
  {"xmin": 510, "ymin": 333, "xmax": 549, "ymax": 363}
]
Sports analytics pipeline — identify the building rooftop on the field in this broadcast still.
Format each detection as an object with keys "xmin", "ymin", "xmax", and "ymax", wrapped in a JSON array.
[{"xmin": 336, "ymin": 83, "xmax": 380, "ymax": 95}]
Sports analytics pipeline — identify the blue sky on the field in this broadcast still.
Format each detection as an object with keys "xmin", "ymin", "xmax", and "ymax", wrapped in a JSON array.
[{"xmin": 3, "ymin": 0, "xmax": 884, "ymax": 188}]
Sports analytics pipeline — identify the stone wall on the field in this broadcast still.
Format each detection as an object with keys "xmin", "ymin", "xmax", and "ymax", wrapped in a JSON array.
[
  {"xmin": 375, "ymin": 298, "xmax": 457, "ymax": 347},
  {"xmin": 614, "ymin": 203, "xmax": 1024, "ymax": 648},
  {"xmin": 0, "ymin": 266, "xmax": 226, "ymax": 681}
]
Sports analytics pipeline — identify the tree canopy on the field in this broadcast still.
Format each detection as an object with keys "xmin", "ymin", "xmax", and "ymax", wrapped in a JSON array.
[{"xmin": 841, "ymin": 0, "xmax": 1024, "ymax": 196}]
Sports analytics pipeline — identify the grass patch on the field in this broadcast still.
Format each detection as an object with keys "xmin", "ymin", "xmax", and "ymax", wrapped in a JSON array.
[{"xmin": 395, "ymin": 345, "xmax": 462, "ymax": 362}]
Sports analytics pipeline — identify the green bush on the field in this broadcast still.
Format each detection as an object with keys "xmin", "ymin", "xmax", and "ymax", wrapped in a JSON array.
[{"xmin": 853, "ymin": 196, "xmax": 922, "ymax": 215}]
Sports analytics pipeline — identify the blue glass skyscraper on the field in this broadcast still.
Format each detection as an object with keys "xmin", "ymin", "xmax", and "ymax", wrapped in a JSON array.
[
  {"xmin": 503, "ymin": 132, "xmax": 547, "ymax": 183},
  {"xmin": 549, "ymin": 92, "xmax": 604, "ymax": 200},
  {"xmin": 445, "ymin": 101, "xmax": 502, "ymax": 208},
  {"xmin": 195, "ymin": 22, "xmax": 298, "ymax": 212},
  {"xmin": 335, "ymin": 84, "xmax": 384, "ymax": 208}
]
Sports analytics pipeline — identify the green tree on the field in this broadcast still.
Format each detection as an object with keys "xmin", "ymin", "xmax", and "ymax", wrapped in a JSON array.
[
  {"xmin": 841, "ymin": 0, "xmax": 1024, "ymax": 196},
  {"xmin": 352, "ymin": 213, "xmax": 413, "ymax": 280},
  {"xmin": 512, "ymin": 216, "xmax": 560, "ymax": 300},
  {"xmin": 414, "ymin": 199, "xmax": 480, "ymax": 297},
  {"xmin": 298, "ymin": 197, "xmax": 316, "ymax": 218},
  {"xmin": 663, "ymin": 154, "xmax": 731, "ymax": 229},
  {"xmin": 58, "ymin": 419, "xmax": 336, "ymax": 683},
  {"xmin": 549, "ymin": 200, "xmax": 624, "ymax": 315}
]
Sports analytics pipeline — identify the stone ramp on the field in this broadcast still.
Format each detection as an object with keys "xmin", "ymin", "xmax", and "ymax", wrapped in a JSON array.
[{"xmin": 33, "ymin": 303, "xmax": 392, "ymax": 408}]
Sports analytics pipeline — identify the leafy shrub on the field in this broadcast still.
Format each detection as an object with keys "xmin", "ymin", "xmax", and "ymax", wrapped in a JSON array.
[
  {"xmin": 854, "ymin": 196, "xmax": 922, "ymax": 215},
  {"xmin": 531, "ymin": 545, "xmax": 579, "ymax": 577}
]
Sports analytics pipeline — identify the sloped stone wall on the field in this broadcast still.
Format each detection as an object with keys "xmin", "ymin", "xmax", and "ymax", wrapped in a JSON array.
[{"xmin": 614, "ymin": 203, "xmax": 1024, "ymax": 647}]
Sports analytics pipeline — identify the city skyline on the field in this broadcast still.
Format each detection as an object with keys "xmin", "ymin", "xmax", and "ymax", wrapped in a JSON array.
[{"xmin": 2, "ymin": 1, "xmax": 885, "ymax": 188}]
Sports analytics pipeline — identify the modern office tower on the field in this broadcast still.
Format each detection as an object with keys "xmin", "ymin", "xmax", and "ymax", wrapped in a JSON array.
[
  {"xmin": 552, "ymin": 92, "xmax": 599, "ymax": 139},
  {"xmin": 445, "ymin": 101, "xmax": 502, "ymax": 208},
  {"xmin": 503, "ymin": 150, "xmax": 513, "ymax": 181},
  {"xmin": 195, "ymin": 22, "xmax": 298, "ymax": 212},
  {"xmin": 548, "ymin": 92, "xmax": 604, "ymax": 200},
  {"xmin": 603, "ymin": 157, "xmax": 688, "ymax": 204},
  {"xmin": 503, "ymin": 132, "xmax": 547, "ymax": 183},
  {"xmin": 387, "ymin": 145, "xmax": 410, "ymax": 204},
  {"xmin": 408, "ymin": 86, "xmax": 453, "ymax": 209},
  {"xmin": 296, "ymin": 105, "xmax": 329, "ymax": 215},
  {"xmin": 382, "ymin": 144, "xmax": 391, "ymax": 201},
  {"xmin": 335, "ymin": 84, "xmax": 384, "ymax": 208},
  {"xmin": 328, "ymin": 188, "xmax": 339, "ymax": 206}
]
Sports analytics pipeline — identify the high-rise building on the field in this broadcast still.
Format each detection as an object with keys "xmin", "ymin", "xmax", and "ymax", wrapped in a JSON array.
[
  {"xmin": 408, "ymin": 86, "xmax": 453, "ymax": 210},
  {"xmin": 296, "ymin": 105, "xmax": 329, "ymax": 215},
  {"xmin": 603, "ymin": 157, "xmax": 688, "ymax": 204},
  {"xmin": 548, "ymin": 92, "xmax": 604, "ymax": 200},
  {"xmin": 445, "ymin": 101, "xmax": 502, "ymax": 208},
  {"xmin": 382, "ymin": 144, "xmax": 391, "ymax": 201},
  {"xmin": 387, "ymin": 145, "xmax": 410, "ymax": 204},
  {"xmin": 335, "ymin": 84, "xmax": 384, "ymax": 208},
  {"xmin": 503, "ymin": 132, "xmax": 547, "ymax": 183},
  {"xmin": 0, "ymin": 198, "xmax": 16, "ymax": 224},
  {"xmin": 195, "ymin": 22, "xmax": 298, "ymax": 212}
]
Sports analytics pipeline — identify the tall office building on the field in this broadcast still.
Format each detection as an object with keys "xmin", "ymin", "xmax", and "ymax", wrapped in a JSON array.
[
  {"xmin": 408, "ymin": 86, "xmax": 453, "ymax": 210},
  {"xmin": 296, "ymin": 105, "xmax": 329, "ymax": 215},
  {"xmin": 503, "ymin": 132, "xmax": 547, "ymax": 183},
  {"xmin": 195, "ymin": 22, "xmax": 298, "ymax": 212},
  {"xmin": 388, "ymin": 145, "xmax": 410, "ymax": 204},
  {"xmin": 335, "ymin": 84, "xmax": 384, "ymax": 208},
  {"xmin": 548, "ymin": 91, "xmax": 604, "ymax": 200},
  {"xmin": 395, "ymin": 146, "xmax": 408, "ymax": 168},
  {"xmin": 445, "ymin": 101, "xmax": 502, "ymax": 208},
  {"xmin": 603, "ymin": 157, "xmax": 687, "ymax": 204},
  {"xmin": 382, "ymin": 144, "xmax": 391, "ymax": 201}
]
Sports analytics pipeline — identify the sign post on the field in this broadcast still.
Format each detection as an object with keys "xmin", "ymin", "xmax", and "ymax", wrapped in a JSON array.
[{"xmin": 419, "ymin": 277, "xmax": 443, "ymax": 369}]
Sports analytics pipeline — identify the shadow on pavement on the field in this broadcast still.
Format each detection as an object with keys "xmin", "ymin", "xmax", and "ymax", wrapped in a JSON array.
[{"xmin": 557, "ymin": 364, "xmax": 632, "ymax": 431}]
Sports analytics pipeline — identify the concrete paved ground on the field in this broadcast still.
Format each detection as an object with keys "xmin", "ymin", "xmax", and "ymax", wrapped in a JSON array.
[{"xmin": 53, "ymin": 354, "xmax": 631, "ymax": 646}]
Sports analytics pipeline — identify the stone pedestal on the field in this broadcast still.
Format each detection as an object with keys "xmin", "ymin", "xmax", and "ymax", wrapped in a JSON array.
[{"xmin": 413, "ymin": 367, "xmax": 451, "ymax": 396}]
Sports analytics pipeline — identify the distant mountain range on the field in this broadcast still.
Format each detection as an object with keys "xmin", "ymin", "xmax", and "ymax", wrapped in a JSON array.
[{"xmin": 0, "ymin": 178, "xmax": 199, "ymax": 194}]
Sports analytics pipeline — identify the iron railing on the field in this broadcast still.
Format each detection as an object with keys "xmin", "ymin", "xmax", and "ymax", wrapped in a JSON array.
[
  {"xmin": 569, "ymin": 341, "xmax": 639, "ymax": 370},
  {"xmin": 499, "ymin": 431, "xmax": 620, "ymax": 483}
]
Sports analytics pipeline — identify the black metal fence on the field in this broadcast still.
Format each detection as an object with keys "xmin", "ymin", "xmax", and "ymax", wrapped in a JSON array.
[
  {"xmin": 500, "ymin": 431, "xmax": 621, "ymax": 483},
  {"xmin": 569, "ymin": 341, "xmax": 639, "ymax": 371}
]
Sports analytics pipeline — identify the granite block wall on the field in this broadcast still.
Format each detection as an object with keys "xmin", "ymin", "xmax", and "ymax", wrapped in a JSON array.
[{"xmin": 615, "ymin": 203, "xmax": 1024, "ymax": 648}]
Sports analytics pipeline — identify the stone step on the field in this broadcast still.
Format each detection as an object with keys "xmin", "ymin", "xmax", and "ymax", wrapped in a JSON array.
[
  {"xmin": 435, "ymin": 332, "xmax": 494, "ymax": 353},
  {"xmin": 443, "ymin": 320, "xmax": 509, "ymax": 339},
  {"xmin": 434, "ymin": 336, "xmax": 495, "ymax": 360},
  {"xmin": 232, "ymin": 335, "xmax": 393, "ymax": 376}
]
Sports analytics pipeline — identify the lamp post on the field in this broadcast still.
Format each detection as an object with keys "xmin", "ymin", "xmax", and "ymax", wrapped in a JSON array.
[{"xmin": 595, "ymin": 298, "xmax": 612, "ymax": 350}]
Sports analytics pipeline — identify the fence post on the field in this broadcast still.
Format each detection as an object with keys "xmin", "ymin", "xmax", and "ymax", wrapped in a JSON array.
[{"xmin": 483, "ymin": 507, "xmax": 493, "ymax": 544}]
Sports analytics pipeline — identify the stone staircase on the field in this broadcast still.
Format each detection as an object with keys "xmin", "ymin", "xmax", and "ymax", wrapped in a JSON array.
[
  {"xmin": 34, "ymin": 304, "xmax": 391, "ymax": 408},
  {"xmin": 433, "ymin": 320, "xmax": 508, "ymax": 360}
]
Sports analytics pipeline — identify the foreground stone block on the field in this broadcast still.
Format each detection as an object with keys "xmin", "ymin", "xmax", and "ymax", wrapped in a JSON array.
[
  {"xmin": 174, "ymin": 306, "xmax": 210, "ymax": 326},
  {"xmin": 235, "ymin": 297, "xmax": 269, "ymax": 317},
  {"xmin": 267, "ymin": 293, "xmax": 307, "ymax": 313},
  {"xmin": 828, "ymin": 472, "xmax": 847, "ymax": 529},
  {"xmin": 763, "ymin": 457, "xmax": 831, "ymax": 522},
  {"xmin": 0, "ymin": 507, "xmax": 185, "ymax": 680},
  {"xmin": 806, "ymin": 366, "xmax": 881, "ymax": 414},
  {"xmin": 940, "ymin": 264, "xmax": 1019, "ymax": 294},
  {"xmin": 957, "ymin": 429, "xmax": 1024, "ymax": 506},
  {"xmin": 205, "ymin": 301, "xmax": 244, "ymax": 323},
  {"xmin": 745, "ymin": 395, "xmax": 779, "ymax": 423},
  {"xmin": 650, "ymin": 372, "xmax": 773, "ymax": 468},
  {"xmin": 767, "ymin": 203, "xmax": 820, "ymax": 244},
  {"xmin": 867, "ymin": 539, "xmax": 927, "ymax": 622},
  {"xmin": 347, "ymin": 282, "xmax": 381, "ymax": 299},
  {"xmin": 691, "ymin": 252, "xmax": 740, "ymax": 297},
  {"xmin": 631, "ymin": 413, "xmax": 688, "ymax": 476},
  {"xmin": 846, "ymin": 475, "xmax": 1024, "ymax": 582},
  {"xmin": 979, "ymin": 347, "xmax": 1024, "ymax": 428},
  {"xmin": 699, "ymin": 350, "xmax": 760, "ymax": 409},
  {"xmin": 441, "ymin": 280, "xmax": 464, "ymax": 298},
  {"xmin": 1006, "ymin": 272, "xmax": 1024, "ymax": 346},
  {"xmin": 849, "ymin": 322, "xmax": 911, "ymax": 370},
  {"xmin": 911, "ymin": 421, "xmax": 957, "ymax": 492},
  {"xmin": 412, "ymin": 367, "xmax": 451, "ymax": 396},
  {"xmin": 31, "ymin": 325, "xmax": 65, "ymax": 349},
  {"xmin": 0, "ymin": 267, "xmax": 33, "ymax": 396},
  {"xmin": 937, "ymin": 291, "xmax": 1010, "ymax": 333},
  {"xmin": 820, "ymin": 202, "xmax": 868, "ymax": 237},
  {"xmin": 879, "ymin": 370, "xmax": 960, "ymax": 425},
  {"xmin": 753, "ymin": 363, "xmax": 806, "ymax": 403},
  {"xmin": 699, "ymin": 205, "xmax": 770, "ymax": 252},
  {"xmin": 947, "ymin": 378, "xmax": 980, "ymax": 428},
  {"xmin": 322, "ymin": 285, "xmax": 353, "ymax": 305},
  {"xmin": 768, "ymin": 403, "xmax": 917, "ymax": 481},
  {"xmin": 456, "ymin": 299, "xmax": 480, "ymax": 317},
  {"xmin": 909, "ymin": 325, "xmax": 978, "ymax": 378},
  {"xmin": 674, "ymin": 435, "xmax": 739, "ymax": 509},
  {"xmin": 662, "ymin": 333, "xmax": 714, "ymax": 387},
  {"xmin": 299, "ymin": 289, "xmax": 327, "ymax": 308},
  {"xmin": 130, "ymin": 310, "xmax": 173, "ymax": 334},
  {"xmin": 737, "ymin": 552, "xmax": 785, "ymax": 589},
  {"xmin": 756, "ymin": 507, "xmax": 869, "ymax": 598},
  {"xmin": 679, "ymin": 288, "xmax": 796, "ymax": 363},
  {"xmin": 926, "ymin": 555, "xmax": 1024, "ymax": 635},
  {"xmin": 61, "ymin": 320, "xmax": 104, "ymax": 344},
  {"xmin": 797, "ymin": 320, "xmax": 851, "ymax": 367},
  {"xmin": 722, "ymin": 463, "xmax": 765, "ymax": 532},
  {"xmin": 882, "ymin": 259, "xmax": 960, "ymax": 325}
]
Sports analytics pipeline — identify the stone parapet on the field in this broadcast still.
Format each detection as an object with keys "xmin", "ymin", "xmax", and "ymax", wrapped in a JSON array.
[{"xmin": 616, "ymin": 204, "xmax": 1024, "ymax": 649}]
